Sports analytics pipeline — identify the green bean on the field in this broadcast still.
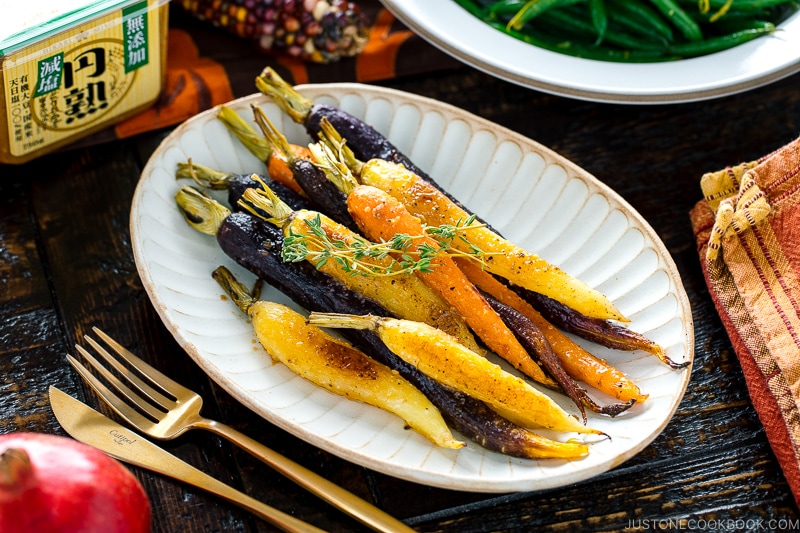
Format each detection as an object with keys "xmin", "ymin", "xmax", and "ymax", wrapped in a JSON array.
[
  {"xmin": 494, "ymin": 20, "xmax": 674, "ymax": 60},
  {"xmin": 453, "ymin": 0, "xmax": 796, "ymax": 62},
  {"xmin": 606, "ymin": 0, "xmax": 676, "ymax": 41},
  {"xmin": 667, "ymin": 21, "xmax": 775, "ymax": 54},
  {"xmin": 486, "ymin": 0, "xmax": 590, "ymax": 19},
  {"xmin": 453, "ymin": 0, "xmax": 486, "ymax": 17},
  {"xmin": 676, "ymin": 0, "xmax": 797, "ymax": 11},
  {"xmin": 688, "ymin": 5, "xmax": 784, "ymax": 21},
  {"xmin": 506, "ymin": 0, "xmax": 584, "ymax": 28},
  {"xmin": 540, "ymin": 6, "xmax": 669, "ymax": 49},
  {"xmin": 646, "ymin": 0, "xmax": 705, "ymax": 39},
  {"xmin": 606, "ymin": 8, "xmax": 671, "ymax": 43},
  {"xmin": 482, "ymin": 0, "xmax": 530, "ymax": 16},
  {"xmin": 693, "ymin": 12, "xmax": 777, "ymax": 34},
  {"xmin": 590, "ymin": 0, "xmax": 610, "ymax": 42}
]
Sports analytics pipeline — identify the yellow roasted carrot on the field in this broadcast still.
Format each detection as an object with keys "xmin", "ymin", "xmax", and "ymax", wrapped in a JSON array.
[
  {"xmin": 360, "ymin": 158, "xmax": 624, "ymax": 321},
  {"xmin": 454, "ymin": 257, "xmax": 648, "ymax": 403},
  {"xmin": 345, "ymin": 184, "xmax": 556, "ymax": 388},
  {"xmin": 212, "ymin": 266, "xmax": 465, "ymax": 450},
  {"xmin": 239, "ymin": 180, "xmax": 484, "ymax": 355},
  {"xmin": 307, "ymin": 311, "xmax": 598, "ymax": 435}
]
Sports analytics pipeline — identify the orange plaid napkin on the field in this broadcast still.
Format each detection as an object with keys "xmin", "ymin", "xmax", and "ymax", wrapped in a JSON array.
[{"xmin": 690, "ymin": 136, "xmax": 800, "ymax": 506}]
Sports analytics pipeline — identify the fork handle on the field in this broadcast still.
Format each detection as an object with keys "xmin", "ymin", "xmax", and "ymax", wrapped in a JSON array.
[{"xmin": 201, "ymin": 419, "xmax": 417, "ymax": 533}]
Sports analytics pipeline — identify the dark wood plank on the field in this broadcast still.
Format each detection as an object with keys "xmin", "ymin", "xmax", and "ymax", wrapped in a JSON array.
[
  {"xmin": 0, "ymin": 164, "xmax": 75, "ymax": 437},
  {"xmin": 3, "ymin": 9, "xmax": 800, "ymax": 530}
]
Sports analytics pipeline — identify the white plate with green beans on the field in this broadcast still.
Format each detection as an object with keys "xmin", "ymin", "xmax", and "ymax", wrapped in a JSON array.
[{"xmin": 380, "ymin": 0, "xmax": 800, "ymax": 103}]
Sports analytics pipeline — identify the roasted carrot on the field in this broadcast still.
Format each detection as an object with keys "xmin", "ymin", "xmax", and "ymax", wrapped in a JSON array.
[
  {"xmin": 251, "ymin": 105, "xmax": 356, "ymax": 230},
  {"xmin": 369, "ymin": 158, "xmax": 623, "ymax": 321},
  {"xmin": 345, "ymin": 184, "xmax": 557, "ymax": 389},
  {"xmin": 175, "ymin": 161, "xmax": 316, "ymax": 219},
  {"xmin": 255, "ymin": 67, "xmax": 429, "ymax": 182},
  {"xmin": 176, "ymin": 186, "xmax": 581, "ymax": 459},
  {"xmin": 307, "ymin": 311, "xmax": 598, "ymax": 437},
  {"xmin": 238, "ymin": 180, "xmax": 484, "ymax": 355},
  {"xmin": 212, "ymin": 266, "xmax": 464, "ymax": 450},
  {"xmin": 518, "ymin": 287, "xmax": 686, "ymax": 369},
  {"xmin": 485, "ymin": 293, "xmax": 635, "ymax": 419},
  {"xmin": 454, "ymin": 257, "xmax": 649, "ymax": 403},
  {"xmin": 317, "ymin": 122, "xmax": 625, "ymax": 322},
  {"xmin": 217, "ymin": 105, "xmax": 311, "ymax": 197}
]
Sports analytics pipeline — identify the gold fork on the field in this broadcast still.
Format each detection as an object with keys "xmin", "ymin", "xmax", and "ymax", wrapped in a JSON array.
[{"xmin": 68, "ymin": 327, "xmax": 416, "ymax": 533}]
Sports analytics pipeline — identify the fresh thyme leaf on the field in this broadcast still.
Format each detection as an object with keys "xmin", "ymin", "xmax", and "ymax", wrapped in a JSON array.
[
  {"xmin": 281, "ymin": 231, "xmax": 311, "ymax": 263},
  {"xmin": 281, "ymin": 214, "xmax": 490, "ymax": 277},
  {"xmin": 331, "ymin": 238, "xmax": 350, "ymax": 250},
  {"xmin": 417, "ymin": 242, "xmax": 440, "ymax": 258}
]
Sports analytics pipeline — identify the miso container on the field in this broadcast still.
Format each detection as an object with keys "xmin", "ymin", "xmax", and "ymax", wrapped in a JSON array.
[{"xmin": 0, "ymin": 0, "xmax": 170, "ymax": 164}]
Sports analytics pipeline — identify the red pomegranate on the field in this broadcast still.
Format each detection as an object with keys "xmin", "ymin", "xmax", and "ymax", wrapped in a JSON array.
[{"xmin": 0, "ymin": 432, "xmax": 151, "ymax": 533}]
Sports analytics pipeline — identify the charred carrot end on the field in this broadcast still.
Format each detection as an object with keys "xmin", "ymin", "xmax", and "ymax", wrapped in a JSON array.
[
  {"xmin": 522, "ymin": 289, "xmax": 683, "ymax": 369},
  {"xmin": 346, "ymin": 184, "xmax": 556, "ymax": 388},
  {"xmin": 460, "ymin": 399, "xmax": 589, "ymax": 460},
  {"xmin": 455, "ymin": 257, "xmax": 649, "ymax": 403}
]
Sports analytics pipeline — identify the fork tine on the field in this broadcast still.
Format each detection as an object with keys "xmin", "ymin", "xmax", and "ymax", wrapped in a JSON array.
[
  {"xmin": 92, "ymin": 327, "xmax": 191, "ymax": 399},
  {"xmin": 82, "ymin": 334, "xmax": 174, "ymax": 409},
  {"xmin": 73, "ymin": 345, "xmax": 167, "ymax": 422},
  {"xmin": 67, "ymin": 354, "xmax": 159, "ymax": 433}
]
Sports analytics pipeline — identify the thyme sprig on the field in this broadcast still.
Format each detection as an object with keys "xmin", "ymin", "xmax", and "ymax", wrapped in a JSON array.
[{"xmin": 281, "ymin": 213, "xmax": 488, "ymax": 277}]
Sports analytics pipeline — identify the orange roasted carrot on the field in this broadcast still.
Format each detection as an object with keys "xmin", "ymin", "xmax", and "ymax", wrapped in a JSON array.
[
  {"xmin": 346, "ymin": 184, "xmax": 556, "ymax": 389},
  {"xmin": 217, "ymin": 104, "xmax": 310, "ymax": 197},
  {"xmin": 252, "ymin": 104, "xmax": 313, "ymax": 197},
  {"xmin": 266, "ymin": 143, "xmax": 313, "ymax": 195},
  {"xmin": 453, "ymin": 257, "xmax": 648, "ymax": 403}
]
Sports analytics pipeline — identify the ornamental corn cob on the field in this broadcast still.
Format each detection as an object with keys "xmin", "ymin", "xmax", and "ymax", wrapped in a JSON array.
[{"xmin": 178, "ymin": 0, "xmax": 370, "ymax": 63}]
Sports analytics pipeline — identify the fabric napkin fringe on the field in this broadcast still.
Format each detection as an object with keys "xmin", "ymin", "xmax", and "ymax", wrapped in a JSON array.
[{"xmin": 691, "ymin": 135, "xmax": 800, "ymax": 506}]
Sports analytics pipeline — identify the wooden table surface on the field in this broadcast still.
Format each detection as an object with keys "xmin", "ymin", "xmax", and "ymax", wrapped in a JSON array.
[{"xmin": 3, "ymin": 4, "xmax": 800, "ymax": 532}]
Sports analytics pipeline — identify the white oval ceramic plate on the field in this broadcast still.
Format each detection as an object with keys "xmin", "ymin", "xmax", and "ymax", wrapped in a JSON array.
[
  {"xmin": 380, "ymin": 0, "xmax": 800, "ymax": 104},
  {"xmin": 131, "ymin": 85, "xmax": 694, "ymax": 493}
]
